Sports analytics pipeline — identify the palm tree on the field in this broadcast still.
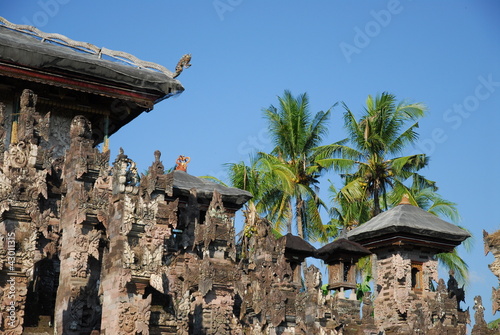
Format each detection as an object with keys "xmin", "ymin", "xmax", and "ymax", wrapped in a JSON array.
[
  {"xmin": 320, "ymin": 92, "xmax": 470, "ymax": 285},
  {"xmin": 259, "ymin": 90, "xmax": 334, "ymax": 241},
  {"xmin": 228, "ymin": 91, "xmax": 334, "ymax": 242},
  {"xmin": 326, "ymin": 181, "xmax": 372, "ymax": 236},
  {"xmin": 316, "ymin": 92, "xmax": 434, "ymax": 217},
  {"xmin": 226, "ymin": 155, "xmax": 295, "ymax": 234}
]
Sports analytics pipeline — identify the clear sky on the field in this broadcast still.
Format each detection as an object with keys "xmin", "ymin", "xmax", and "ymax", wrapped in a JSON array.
[{"xmin": 2, "ymin": 0, "xmax": 500, "ymax": 327}]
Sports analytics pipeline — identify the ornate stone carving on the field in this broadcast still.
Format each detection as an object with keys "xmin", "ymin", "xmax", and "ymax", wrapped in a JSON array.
[
  {"xmin": 5, "ymin": 141, "xmax": 30, "ymax": 170},
  {"xmin": 120, "ymin": 195, "xmax": 136, "ymax": 236},
  {"xmin": 49, "ymin": 114, "xmax": 72, "ymax": 157},
  {"xmin": 34, "ymin": 111, "xmax": 50, "ymax": 143},
  {"xmin": 173, "ymin": 54, "xmax": 192, "ymax": 79},
  {"xmin": 0, "ymin": 171, "xmax": 12, "ymax": 201},
  {"xmin": 484, "ymin": 229, "xmax": 500, "ymax": 315},
  {"xmin": 112, "ymin": 148, "xmax": 139, "ymax": 195},
  {"xmin": 70, "ymin": 229, "xmax": 101, "ymax": 278},
  {"xmin": 17, "ymin": 89, "xmax": 37, "ymax": 143},
  {"xmin": 150, "ymin": 150, "xmax": 165, "ymax": 176},
  {"xmin": 68, "ymin": 284, "xmax": 101, "ymax": 332},
  {"xmin": 26, "ymin": 170, "xmax": 48, "ymax": 200},
  {"xmin": 69, "ymin": 115, "xmax": 92, "ymax": 141},
  {"xmin": 118, "ymin": 295, "xmax": 151, "ymax": 335}
]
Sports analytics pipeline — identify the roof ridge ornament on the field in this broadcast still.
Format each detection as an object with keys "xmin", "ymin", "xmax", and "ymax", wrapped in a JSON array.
[
  {"xmin": 0, "ymin": 16, "xmax": 175, "ymax": 77},
  {"xmin": 399, "ymin": 194, "xmax": 412, "ymax": 205},
  {"xmin": 175, "ymin": 155, "xmax": 190, "ymax": 172},
  {"xmin": 173, "ymin": 54, "xmax": 192, "ymax": 78}
]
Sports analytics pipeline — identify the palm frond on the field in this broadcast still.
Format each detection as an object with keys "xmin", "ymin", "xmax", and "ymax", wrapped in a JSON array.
[{"xmin": 436, "ymin": 250, "xmax": 469, "ymax": 286}]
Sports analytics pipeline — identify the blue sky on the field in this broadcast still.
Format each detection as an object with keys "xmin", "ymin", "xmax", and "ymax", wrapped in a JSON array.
[{"xmin": 2, "ymin": 0, "xmax": 500, "ymax": 326}]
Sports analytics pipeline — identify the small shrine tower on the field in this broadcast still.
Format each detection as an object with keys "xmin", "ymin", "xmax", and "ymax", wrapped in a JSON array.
[
  {"xmin": 315, "ymin": 238, "xmax": 371, "ymax": 299},
  {"xmin": 346, "ymin": 197, "xmax": 470, "ymax": 332},
  {"xmin": 278, "ymin": 233, "xmax": 317, "ymax": 284}
]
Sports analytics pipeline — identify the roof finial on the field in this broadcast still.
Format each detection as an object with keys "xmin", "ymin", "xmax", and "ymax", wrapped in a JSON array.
[
  {"xmin": 399, "ymin": 194, "xmax": 412, "ymax": 205},
  {"xmin": 173, "ymin": 54, "xmax": 192, "ymax": 78},
  {"xmin": 175, "ymin": 155, "xmax": 190, "ymax": 172}
]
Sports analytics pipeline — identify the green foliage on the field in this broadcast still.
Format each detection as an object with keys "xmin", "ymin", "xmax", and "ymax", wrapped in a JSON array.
[
  {"xmin": 318, "ymin": 92, "xmax": 431, "ymax": 218},
  {"xmin": 356, "ymin": 274, "xmax": 372, "ymax": 301},
  {"xmin": 325, "ymin": 92, "xmax": 471, "ymax": 284},
  {"xmin": 321, "ymin": 283, "xmax": 329, "ymax": 296},
  {"xmin": 227, "ymin": 90, "xmax": 336, "ymax": 242},
  {"xmin": 436, "ymin": 250, "xmax": 469, "ymax": 285},
  {"xmin": 488, "ymin": 317, "xmax": 500, "ymax": 330},
  {"xmin": 225, "ymin": 90, "xmax": 471, "ymax": 286}
]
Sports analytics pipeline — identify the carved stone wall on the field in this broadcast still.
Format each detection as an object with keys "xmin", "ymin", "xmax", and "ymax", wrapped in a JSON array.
[
  {"xmin": 484, "ymin": 230, "xmax": 500, "ymax": 315},
  {"xmin": 0, "ymin": 88, "xmax": 485, "ymax": 335},
  {"xmin": 371, "ymin": 247, "xmax": 469, "ymax": 334}
]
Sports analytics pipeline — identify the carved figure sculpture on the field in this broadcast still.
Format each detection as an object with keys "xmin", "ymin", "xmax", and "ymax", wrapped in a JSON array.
[
  {"xmin": 175, "ymin": 155, "xmax": 190, "ymax": 172},
  {"xmin": 447, "ymin": 270, "xmax": 465, "ymax": 310},
  {"xmin": 173, "ymin": 54, "xmax": 192, "ymax": 78}
]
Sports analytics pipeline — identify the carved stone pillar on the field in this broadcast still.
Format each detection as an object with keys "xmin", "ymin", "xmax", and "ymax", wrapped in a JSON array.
[
  {"xmin": 192, "ymin": 192, "xmax": 240, "ymax": 335},
  {"xmin": 100, "ymin": 149, "xmax": 151, "ymax": 335},
  {"xmin": 0, "ymin": 90, "xmax": 53, "ymax": 334},
  {"xmin": 54, "ymin": 116, "xmax": 105, "ymax": 334}
]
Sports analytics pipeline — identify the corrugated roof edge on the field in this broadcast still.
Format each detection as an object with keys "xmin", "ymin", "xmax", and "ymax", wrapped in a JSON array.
[{"xmin": 0, "ymin": 16, "xmax": 175, "ymax": 78}]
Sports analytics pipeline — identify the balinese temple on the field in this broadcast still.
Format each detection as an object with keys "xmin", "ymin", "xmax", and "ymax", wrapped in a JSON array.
[
  {"xmin": 316, "ymin": 238, "xmax": 371, "ymax": 300},
  {"xmin": 347, "ymin": 196, "xmax": 471, "ymax": 333},
  {"xmin": 0, "ymin": 16, "xmax": 251, "ymax": 335},
  {"xmin": 1, "ymin": 15, "xmax": 499, "ymax": 335}
]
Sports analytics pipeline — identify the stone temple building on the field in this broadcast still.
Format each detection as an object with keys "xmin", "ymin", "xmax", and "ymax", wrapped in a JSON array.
[{"xmin": 0, "ymin": 16, "xmax": 499, "ymax": 335}]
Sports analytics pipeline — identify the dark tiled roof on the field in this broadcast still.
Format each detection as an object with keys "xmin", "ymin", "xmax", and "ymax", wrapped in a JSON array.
[
  {"xmin": 171, "ymin": 170, "xmax": 252, "ymax": 207},
  {"xmin": 278, "ymin": 233, "xmax": 316, "ymax": 257},
  {"xmin": 346, "ymin": 204, "xmax": 470, "ymax": 243},
  {"xmin": 315, "ymin": 238, "xmax": 371, "ymax": 263},
  {"xmin": 0, "ymin": 20, "xmax": 184, "ymax": 100}
]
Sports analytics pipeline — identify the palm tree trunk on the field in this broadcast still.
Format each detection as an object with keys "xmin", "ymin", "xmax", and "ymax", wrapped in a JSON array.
[
  {"xmin": 295, "ymin": 196, "xmax": 309, "ymax": 288},
  {"xmin": 296, "ymin": 197, "xmax": 304, "ymax": 239},
  {"xmin": 287, "ymin": 199, "xmax": 293, "ymax": 234},
  {"xmin": 373, "ymin": 189, "xmax": 381, "ymax": 216}
]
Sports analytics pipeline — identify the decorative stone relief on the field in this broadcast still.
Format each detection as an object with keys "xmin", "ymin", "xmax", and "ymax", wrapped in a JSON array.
[
  {"xmin": 112, "ymin": 148, "xmax": 139, "ymax": 195},
  {"xmin": 118, "ymin": 295, "xmax": 151, "ymax": 335},
  {"xmin": 49, "ymin": 114, "xmax": 72, "ymax": 157},
  {"xmin": 4, "ymin": 141, "xmax": 31, "ymax": 170},
  {"xmin": 0, "ymin": 102, "xmax": 7, "ymax": 157},
  {"xmin": 0, "ymin": 171, "xmax": 12, "ymax": 201},
  {"xmin": 70, "ymin": 229, "xmax": 101, "ymax": 278}
]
